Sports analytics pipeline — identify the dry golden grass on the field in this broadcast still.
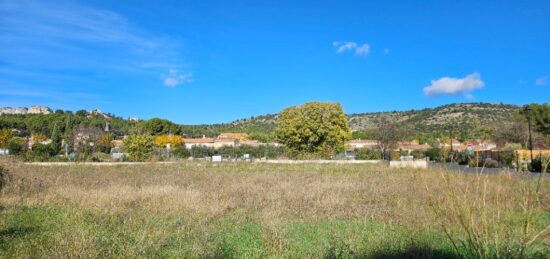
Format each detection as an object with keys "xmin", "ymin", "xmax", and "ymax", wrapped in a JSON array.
[
  {"xmin": 0, "ymin": 161, "xmax": 548, "ymax": 258},
  {"xmin": 1, "ymin": 162, "xmax": 547, "ymax": 224}
]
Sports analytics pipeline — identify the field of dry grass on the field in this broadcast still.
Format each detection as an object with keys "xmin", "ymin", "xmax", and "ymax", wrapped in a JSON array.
[{"xmin": 1, "ymin": 161, "xmax": 549, "ymax": 258}]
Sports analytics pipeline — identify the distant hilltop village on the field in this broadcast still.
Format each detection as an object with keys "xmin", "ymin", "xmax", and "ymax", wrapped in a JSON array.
[
  {"xmin": 0, "ymin": 106, "xmax": 140, "ymax": 121},
  {"xmin": 0, "ymin": 106, "xmax": 52, "ymax": 115}
]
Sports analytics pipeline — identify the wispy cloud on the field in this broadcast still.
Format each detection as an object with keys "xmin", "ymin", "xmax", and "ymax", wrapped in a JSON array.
[
  {"xmin": 535, "ymin": 75, "xmax": 548, "ymax": 86},
  {"xmin": 333, "ymin": 41, "xmax": 357, "ymax": 53},
  {"xmin": 0, "ymin": 0, "xmax": 191, "ymax": 89},
  {"xmin": 333, "ymin": 41, "xmax": 370, "ymax": 57},
  {"xmin": 162, "ymin": 69, "xmax": 194, "ymax": 87},
  {"xmin": 354, "ymin": 44, "xmax": 370, "ymax": 56},
  {"xmin": 423, "ymin": 73, "xmax": 485, "ymax": 97}
]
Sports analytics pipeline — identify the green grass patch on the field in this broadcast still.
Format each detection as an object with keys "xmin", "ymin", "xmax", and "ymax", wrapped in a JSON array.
[{"xmin": 0, "ymin": 205, "xmax": 457, "ymax": 258}]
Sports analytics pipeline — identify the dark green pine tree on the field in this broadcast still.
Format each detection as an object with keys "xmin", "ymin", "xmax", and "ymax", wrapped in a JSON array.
[{"xmin": 51, "ymin": 123, "xmax": 61, "ymax": 154}]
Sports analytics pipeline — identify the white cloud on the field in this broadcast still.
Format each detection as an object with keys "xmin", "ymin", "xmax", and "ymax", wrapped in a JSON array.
[
  {"xmin": 423, "ymin": 73, "xmax": 485, "ymax": 97},
  {"xmin": 354, "ymin": 44, "xmax": 370, "ymax": 56},
  {"xmin": 535, "ymin": 75, "xmax": 548, "ymax": 86},
  {"xmin": 333, "ymin": 41, "xmax": 371, "ymax": 57},
  {"xmin": 333, "ymin": 41, "xmax": 357, "ymax": 53},
  {"xmin": 162, "ymin": 69, "xmax": 193, "ymax": 87},
  {"xmin": 383, "ymin": 48, "xmax": 390, "ymax": 54}
]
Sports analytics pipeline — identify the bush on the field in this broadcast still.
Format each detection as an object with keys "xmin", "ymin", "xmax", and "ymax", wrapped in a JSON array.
[
  {"xmin": 529, "ymin": 156, "xmax": 550, "ymax": 173},
  {"xmin": 425, "ymin": 148, "xmax": 441, "ymax": 162},
  {"xmin": 354, "ymin": 149, "xmax": 381, "ymax": 160},
  {"xmin": 190, "ymin": 145, "xmax": 216, "ymax": 158},
  {"xmin": 89, "ymin": 152, "xmax": 112, "ymax": 162},
  {"xmin": 7, "ymin": 137, "xmax": 27, "ymax": 156},
  {"xmin": 24, "ymin": 143, "xmax": 57, "ymax": 162},
  {"xmin": 484, "ymin": 158, "xmax": 499, "ymax": 168},
  {"xmin": 497, "ymin": 151, "xmax": 516, "ymax": 167},
  {"xmin": 410, "ymin": 150, "xmax": 426, "ymax": 160},
  {"xmin": 172, "ymin": 147, "xmax": 191, "ymax": 159},
  {"xmin": 122, "ymin": 135, "xmax": 154, "ymax": 162},
  {"xmin": 425, "ymin": 148, "xmax": 456, "ymax": 162},
  {"xmin": 456, "ymin": 152, "xmax": 471, "ymax": 165}
]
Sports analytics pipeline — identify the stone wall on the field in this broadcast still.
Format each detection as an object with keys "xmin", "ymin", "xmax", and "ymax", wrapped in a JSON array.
[{"xmin": 389, "ymin": 160, "xmax": 428, "ymax": 169}]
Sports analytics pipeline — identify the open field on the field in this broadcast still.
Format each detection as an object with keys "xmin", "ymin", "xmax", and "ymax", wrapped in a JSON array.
[{"xmin": 0, "ymin": 162, "xmax": 549, "ymax": 258}]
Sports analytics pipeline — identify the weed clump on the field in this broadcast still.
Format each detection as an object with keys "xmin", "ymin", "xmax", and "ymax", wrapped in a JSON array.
[{"xmin": 424, "ymin": 164, "xmax": 550, "ymax": 258}]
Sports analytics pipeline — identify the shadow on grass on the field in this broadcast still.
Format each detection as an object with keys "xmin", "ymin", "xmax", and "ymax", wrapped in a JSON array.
[
  {"xmin": 203, "ymin": 242, "xmax": 459, "ymax": 259},
  {"xmin": 0, "ymin": 226, "xmax": 37, "ymax": 243},
  {"xmin": 363, "ymin": 245, "xmax": 459, "ymax": 259},
  {"xmin": 322, "ymin": 243, "xmax": 459, "ymax": 259}
]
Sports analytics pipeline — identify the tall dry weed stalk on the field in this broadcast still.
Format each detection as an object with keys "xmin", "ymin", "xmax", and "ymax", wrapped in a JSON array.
[
  {"xmin": 424, "ymin": 159, "xmax": 550, "ymax": 258},
  {"xmin": 0, "ymin": 164, "xmax": 7, "ymax": 193}
]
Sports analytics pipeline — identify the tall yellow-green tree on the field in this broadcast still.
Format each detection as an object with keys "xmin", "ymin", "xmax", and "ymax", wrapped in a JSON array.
[
  {"xmin": 122, "ymin": 135, "xmax": 154, "ymax": 162},
  {"xmin": 275, "ymin": 102, "xmax": 351, "ymax": 158}
]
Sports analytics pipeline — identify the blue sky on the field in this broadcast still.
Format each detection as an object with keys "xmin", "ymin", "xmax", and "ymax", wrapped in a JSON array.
[{"xmin": 1, "ymin": 0, "xmax": 549, "ymax": 124}]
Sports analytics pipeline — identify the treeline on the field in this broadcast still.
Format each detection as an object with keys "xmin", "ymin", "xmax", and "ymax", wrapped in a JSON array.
[
  {"xmin": 1, "ymin": 103, "xmax": 549, "ymax": 161},
  {"xmin": 0, "ymin": 112, "xmax": 276, "ymax": 142},
  {"xmin": 0, "ymin": 111, "xmax": 133, "ymax": 138}
]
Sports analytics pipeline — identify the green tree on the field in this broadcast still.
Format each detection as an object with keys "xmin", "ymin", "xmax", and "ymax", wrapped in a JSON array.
[
  {"xmin": 527, "ymin": 103, "xmax": 550, "ymax": 136},
  {"xmin": 75, "ymin": 110, "xmax": 87, "ymax": 117},
  {"xmin": 96, "ymin": 133, "xmax": 113, "ymax": 153},
  {"xmin": 50, "ymin": 123, "xmax": 61, "ymax": 154},
  {"xmin": 26, "ymin": 115, "xmax": 49, "ymax": 136},
  {"xmin": 275, "ymin": 102, "xmax": 351, "ymax": 158},
  {"xmin": 132, "ymin": 118, "xmax": 181, "ymax": 135},
  {"xmin": 122, "ymin": 135, "xmax": 154, "ymax": 161}
]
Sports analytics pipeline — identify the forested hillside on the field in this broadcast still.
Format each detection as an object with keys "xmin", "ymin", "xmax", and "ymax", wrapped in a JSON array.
[{"xmin": 229, "ymin": 103, "xmax": 520, "ymax": 140}]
